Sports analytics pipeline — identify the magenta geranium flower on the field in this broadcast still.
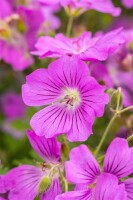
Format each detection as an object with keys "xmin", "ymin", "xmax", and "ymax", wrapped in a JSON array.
[
  {"xmin": 22, "ymin": 56, "xmax": 109, "ymax": 142},
  {"xmin": 0, "ymin": 0, "xmax": 44, "ymax": 70},
  {"xmin": 122, "ymin": 0, "xmax": 133, "ymax": 8},
  {"xmin": 90, "ymin": 61, "xmax": 133, "ymax": 107},
  {"xmin": 56, "ymin": 173, "xmax": 126, "ymax": 200},
  {"xmin": 39, "ymin": 3, "xmax": 61, "ymax": 35},
  {"xmin": 90, "ymin": 28, "xmax": 133, "ymax": 107},
  {"xmin": 60, "ymin": 0, "xmax": 121, "ymax": 16},
  {"xmin": 32, "ymin": 28, "xmax": 125, "ymax": 62},
  {"xmin": 1, "ymin": 92, "xmax": 26, "ymax": 121},
  {"xmin": 39, "ymin": 0, "xmax": 121, "ymax": 16},
  {"xmin": 0, "ymin": 91, "xmax": 27, "ymax": 138},
  {"xmin": 107, "ymin": 29, "xmax": 133, "ymax": 106},
  {"xmin": 89, "ymin": 62, "xmax": 114, "ymax": 88},
  {"xmin": 0, "ymin": 2, "xmax": 33, "ymax": 70},
  {"xmin": 5, "ymin": 130, "xmax": 62, "ymax": 200},
  {"xmin": 17, "ymin": 5, "xmax": 44, "ymax": 50},
  {"xmin": 56, "ymin": 138, "xmax": 133, "ymax": 199}
]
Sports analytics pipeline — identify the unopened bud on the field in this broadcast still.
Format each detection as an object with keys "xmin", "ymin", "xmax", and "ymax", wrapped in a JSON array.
[
  {"xmin": 65, "ymin": 6, "xmax": 83, "ymax": 17},
  {"xmin": 38, "ymin": 176, "xmax": 52, "ymax": 194},
  {"xmin": 61, "ymin": 142, "xmax": 69, "ymax": 158},
  {"xmin": 110, "ymin": 89, "xmax": 123, "ymax": 110}
]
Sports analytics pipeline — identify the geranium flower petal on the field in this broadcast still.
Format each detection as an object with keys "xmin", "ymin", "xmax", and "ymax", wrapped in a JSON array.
[
  {"xmin": 48, "ymin": 55, "xmax": 90, "ymax": 88},
  {"xmin": 27, "ymin": 130, "xmax": 61, "ymax": 163},
  {"xmin": 30, "ymin": 105, "xmax": 71, "ymax": 138},
  {"xmin": 81, "ymin": 28, "xmax": 125, "ymax": 61},
  {"xmin": 65, "ymin": 145, "xmax": 100, "ymax": 185},
  {"xmin": 80, "ymin": 77, "xmax": 109, "ymax": 117},
  {"xmin": 95, "ymin": 173, "xmax": 127, "ymax": 200},
  {"xmin": 22, "ymin": 68, "xmax": 61, "ymax": 106},
  {"xmin": 123, "ymin": 178, "xmax": 133, "ymax": 199},
  {"xmin": 5, "ymin": 165, "xmax": 45, "ymax": 200},
  {"xmin": 66, "ymin": 107, "xmax": 94, "ymax": 142},
  {"xmin": 104, "ymin": 138, "xmax": 133, "ymax": 178}
]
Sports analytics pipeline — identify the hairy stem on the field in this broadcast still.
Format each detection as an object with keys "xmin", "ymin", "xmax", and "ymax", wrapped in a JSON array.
[
  {"xmin": 66, "ymin": 16, "xmax": 74, "ymax": 37},
  {"xmin": 58, "ymin": 167, "xmax": 68, "ymax": 192},
  {"xmin": 118, "ymin": 106, "xmax": 133, "ymax": 114},
  {"xmin": 116, "ymin": 87, "xmax": 121, "ymax": 111},
  {"xmin": 94, "ymin": 113, "xmax": 118, "ymax": 157},
  {"xmin": 94, "ymin": 88, "xmax": 121, "ymax": 157}
]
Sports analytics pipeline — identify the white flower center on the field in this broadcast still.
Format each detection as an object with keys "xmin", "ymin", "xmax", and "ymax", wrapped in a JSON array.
[{"xmin": 60, "ymin": 87, "xmax": 81, "ymax": 109}]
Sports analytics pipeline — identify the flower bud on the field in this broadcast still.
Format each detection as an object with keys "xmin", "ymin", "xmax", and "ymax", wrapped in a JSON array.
[
  {"xmin": 110, "ymin": 89, "xmax": 123, "ymax": 110},
  {"xmin": 38, "ymin": 176, "xmax": 52, "ymax": 194},
  {"xmin": 61, "ymin": 142, "xmax": 69, "ymax": 158}
]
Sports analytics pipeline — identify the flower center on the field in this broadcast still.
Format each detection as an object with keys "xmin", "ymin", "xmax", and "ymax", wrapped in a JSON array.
[
  {"xmin": 0, "ymin": 20, "xmax": 11, "ymax": 40},
  {"xmin": 0, "ymin": 14, "xmax": 26, "ymax": 44},
  {"xmin": 60, "ymin": 88, "xmax": 81, "ymax": 109}
]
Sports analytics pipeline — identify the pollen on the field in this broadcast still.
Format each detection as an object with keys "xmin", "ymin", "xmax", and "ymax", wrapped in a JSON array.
[{"xmin": 0, "ymin": 20, "xmax": 11, "ymax": 40}]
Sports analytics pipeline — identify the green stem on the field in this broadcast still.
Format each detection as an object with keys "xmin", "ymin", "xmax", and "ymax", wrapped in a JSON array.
[
  {"xmin": 58, "ymin": 167, "xmax": 68, "ymax": 192},
  {"xmin": 116, "ymin": 87, "xmax": 121, "ymax": 111},
  {"xmin": 48, "ymin": 164, "xmax": 60, "ymax": 177},
  {"xmin": 94, "ymin": 88, "xmax": 122, "ymax": 158},
  {"xmin": 97, "ymin": 154, "xmax": 105, "ymax": 162},
  {"xmin": 118, "ymin": 106, "xmax": 133, "ymax": 114},
  {"xmin": 95, "ymin": 86, "xmax": 133, "ymax": 157},
  {"xmin": 63, "ymin": 177, "xmax": 68, "ymax": 192},
  {"xmin": 66, "ymin": 16, "xmax": 74, "ymax": 37},
  {"xmin": 94, "ymin": 113, "xmax": 118, "ymax": 158}
]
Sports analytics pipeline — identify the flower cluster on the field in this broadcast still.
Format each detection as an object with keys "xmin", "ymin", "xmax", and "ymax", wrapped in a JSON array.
[
  {"xmin": 57, "ymin": 138, "xmax": 133, "ymax": 199},
  {"xmin": 0, "ymin": 0, "xmax": 60, "ymax": 70},
  {"xmin": 1, "ymin": 0, "xmax": 133, "ymax": 200},
  {"xmin": 4, "ymin": 130, "xmax": 62, "ymax": 199}
]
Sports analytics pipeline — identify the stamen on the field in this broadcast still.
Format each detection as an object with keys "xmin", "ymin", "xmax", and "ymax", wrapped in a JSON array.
[{"xmin": 60, "ymin": 87, "xmax": 81, "ymax": 109}]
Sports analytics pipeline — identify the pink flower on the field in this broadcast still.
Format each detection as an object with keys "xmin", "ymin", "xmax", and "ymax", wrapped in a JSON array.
[
  {"xmin": 32, "ymin": 28, "xmax": 125, "ymax": 62},
  {"xmin": 5, "ymin": 130, "xmax": 62, "ymax": 200},
  {"xmin": 122, "ymin": 0, "xmax": 133, "ymax": 8},
  {"xmin": 22, "ymin": 56, "xmax": 109, "ymax": 142},
  {"xmin": 90, "ymin": 28, "xmax": 133, "ymax": 107},
  {"xmin": 0, "ymin": 0, "xmax": 44, "ymax": 70},
  {"xmin": 39, "ymin": 4, "xmax": 61, "ymax": 35},
  {"xmin": 0, "ymin": 92, "xmax": 26, "ymax": 138},
  {"xmin": 56, "ymin": 138, "xmax": 133, "ymax": 199},
  {"xmin": 61, "ymin": 0, "xmax": 121, "ymax": 16},
  {"xmin": 1, "ymin": 92, "xmax": 26, "ymax": 121},
  {"xmin": 39, "ymin": 0, "xmax": 121, "ymax": 17}
]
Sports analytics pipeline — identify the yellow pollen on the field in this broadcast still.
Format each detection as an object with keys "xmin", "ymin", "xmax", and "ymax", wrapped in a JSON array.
[{"xmin": 0, "ymin": 20, "xmax": 11, "ymax": 39}]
